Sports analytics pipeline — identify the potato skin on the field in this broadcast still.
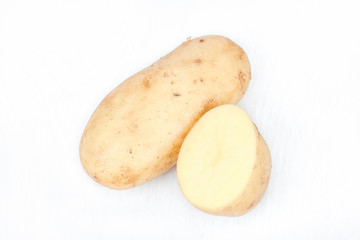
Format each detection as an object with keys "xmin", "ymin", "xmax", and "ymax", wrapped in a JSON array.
[{"xmin": 80, "ymin": 35, "xmax": 251, "ymax": 189}]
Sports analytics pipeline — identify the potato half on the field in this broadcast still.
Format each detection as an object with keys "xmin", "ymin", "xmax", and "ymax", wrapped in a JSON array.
[
  {"xmin": 177, "ymin": 105, "xmax": 271, "ymax": 216},
  {"xmin": 80, "ymin": 36, "xmax": 251, "ymax": 189}
]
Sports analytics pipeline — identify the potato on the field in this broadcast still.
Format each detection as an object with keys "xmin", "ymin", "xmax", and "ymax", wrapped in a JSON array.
[
  {"xmin": 177, "ymin": 105, "xmax": 271, "ymax": 216},
  {"xmin": 80, "ymin": 35, "xmax": 251, "ymax": 189}
]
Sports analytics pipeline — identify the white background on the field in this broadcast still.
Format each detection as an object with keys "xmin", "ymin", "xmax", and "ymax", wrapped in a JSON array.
[{"xmin": 1, "ymin": 0, "xmax": 360, "ymax": 239}]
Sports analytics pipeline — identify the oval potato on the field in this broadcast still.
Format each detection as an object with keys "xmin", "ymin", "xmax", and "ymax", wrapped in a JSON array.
[{"xmin": 80, "ymin": 35, "xmax": 251, "ymax": 189}]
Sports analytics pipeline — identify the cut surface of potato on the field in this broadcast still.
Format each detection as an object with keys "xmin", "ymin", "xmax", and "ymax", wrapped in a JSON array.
[{"xmin": 177, "ymin": 105, "xmax": 271, "ymax": 216}]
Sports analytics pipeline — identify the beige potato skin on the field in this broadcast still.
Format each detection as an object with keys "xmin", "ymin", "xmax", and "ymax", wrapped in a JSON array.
[
  {"xmin": 80, "ymin": 35, "xmax": 251, "ymax": 189},
  {"xmin": 203, "ymin": 131, "xmax": 271, "ymax": 216}
]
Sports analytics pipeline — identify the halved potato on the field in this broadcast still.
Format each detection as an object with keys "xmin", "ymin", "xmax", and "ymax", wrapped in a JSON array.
[{"xmin": 177, "ymin": 105, "xmax": 271, "ymax": 216}]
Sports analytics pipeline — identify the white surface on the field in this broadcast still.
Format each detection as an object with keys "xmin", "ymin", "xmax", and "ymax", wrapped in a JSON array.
[{"xmin": 1, "ymin": 0, "xmax": 360, "ymax": 239}]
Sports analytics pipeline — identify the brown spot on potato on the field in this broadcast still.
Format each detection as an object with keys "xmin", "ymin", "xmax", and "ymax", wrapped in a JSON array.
[
  {"xmin": 143, "ymin": 79, "xmax": 150, "ymax": 88},
  {"xmin": 238, "ymin": 71, "xmax": 246, "ymax": 88},
  {"xmin": 112, "ymin": 166, "xmax": 141, "ymax": 186},
  {"xmin": 193, "ymin": 59, "xmax": 202, "ymax": 64},
  {"xmin": 193, "ymin": 79, "xmax": 197, "ymax": 84},
  {"xmin": 173, "ymin": 93, "xmax": 181, "ymax": 97},
  {"xmin": 200, "ymin": 39, "xmax": 204, "ymax": 42},
  {"xmin": 247, "ymin": 201, "xmax": 255, "ymax": 210},
  {"xmin": 238, "ymin": 48, "xmax": 245, "ymax": 59},
  {"xmin": 163, "ymin": 72, "xmax": 169, "ymax": 77},
  {"xmin": 239, "ymin": 53, "xmax": 244, "ymax": 60},
  {"xmin": 200, "ymin": 78, "xmax": 204, "ymax": 82},
  {"xmin": 171, "ymin": 81, "xmax": 175, "ymax": 85},
  {"xmin": 129, "ymin": 149, "xmax": 132, "ymax": 154},
  {"xmin": 200, "ymin": 99, "xmax": 217, "ymax": 117},
  {"xmin": 238, "ymin": 71, "xmax": 245, "ymax": 80}
]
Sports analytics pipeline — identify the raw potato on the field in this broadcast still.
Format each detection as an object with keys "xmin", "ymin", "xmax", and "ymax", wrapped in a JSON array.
[
  {"xmin": 177, "ymin": 105, "xmax": 271, "ymax": 216},
  {"xmin": 80, "ymin": 35, "xmax": 251, "ymax": 189}
]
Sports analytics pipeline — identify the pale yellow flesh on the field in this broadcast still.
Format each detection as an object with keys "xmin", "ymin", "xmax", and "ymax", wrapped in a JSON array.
[{"xmin": 177, "ymin": 105, "xmax": 271, "ymax": 216}]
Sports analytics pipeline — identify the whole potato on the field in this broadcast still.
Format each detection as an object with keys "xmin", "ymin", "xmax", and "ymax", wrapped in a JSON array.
[{"xmin": 80, "ymin": 35, "xmax": 251, "ymax": 189}]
